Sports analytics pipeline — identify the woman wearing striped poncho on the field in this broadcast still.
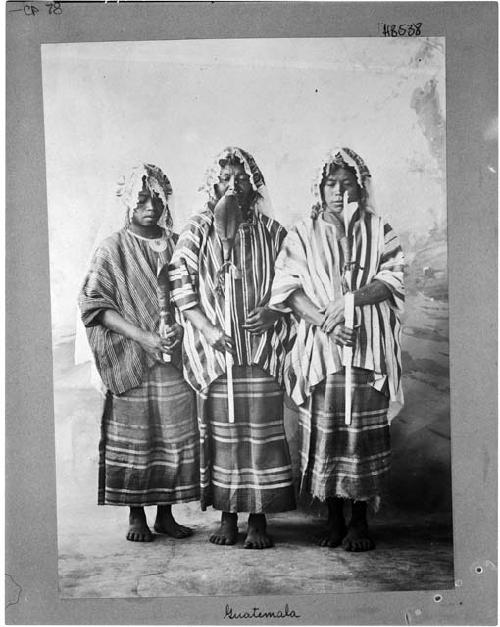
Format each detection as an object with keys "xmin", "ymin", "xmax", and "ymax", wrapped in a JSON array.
[
  {"xmin": 169, "ymin": 147, "xmax": 296, "ymax": 549},
  {"xmin": 269, "ymin": 147, "xmax": 405, "ymax": 552},
  {"xmin": 79, "ymin": 164, "xmax": 199, "ymax": 543}
]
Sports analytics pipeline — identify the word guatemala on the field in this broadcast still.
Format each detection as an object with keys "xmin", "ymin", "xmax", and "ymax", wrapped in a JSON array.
[{"xmin": 224, "ymin": 603, "xmax": 300, "ymax": 620}]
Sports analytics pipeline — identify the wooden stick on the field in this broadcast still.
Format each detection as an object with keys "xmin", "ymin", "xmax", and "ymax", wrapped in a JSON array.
[{"xmin": 159, "ymin": 311, "xmax": 172, "ymax": 363}]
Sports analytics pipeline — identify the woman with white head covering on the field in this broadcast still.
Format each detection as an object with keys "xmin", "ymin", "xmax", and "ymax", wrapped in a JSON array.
[
  {"xmin": 270, "ymin": 147, "xmax": 405, "ymax": 551},
  {"xmin": 169, "ymin": 147, "xmax": 296, "ymax": 549},
  {"xmin": 79, "ymin": 163, "xmax": 199, "ymax": 543}
]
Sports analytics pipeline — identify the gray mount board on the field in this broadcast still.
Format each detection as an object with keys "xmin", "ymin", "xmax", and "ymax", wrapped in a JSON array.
[{"xmin": 5, "ymin": 1, "xmax": 497, "ymax": 625}]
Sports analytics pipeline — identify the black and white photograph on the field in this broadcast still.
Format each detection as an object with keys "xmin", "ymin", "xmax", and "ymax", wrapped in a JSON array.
[
  {"xmin": 6, "ymin": 2, "xmax": 497, "ymax": 624},
  {"xmin": 41, "ymin": 35, "xmax": 452, "ymax": 597}
]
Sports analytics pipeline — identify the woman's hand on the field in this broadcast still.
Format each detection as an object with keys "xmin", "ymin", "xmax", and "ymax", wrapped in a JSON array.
[
  {"xmin": 331, "ymin": 324, "xmax": 356, "ymax": 347},
  {"xmin": 137, "ymin": 330, "xmax": 170, "ymax": 362},
  {"xmin": 202, "ymin": 322, "xmax": 235, "ymax": 355},
  {"xmin": 160, "ymin": 322, "xmax": 183, "ymax": 355},
  {"xmin": 321, "ymin": 297, "xmax": 346, "ymax": 334},
  {"xmin": 182, "ymin": 306, "xmax": 235, "ymax": 354},
  {"xmin": 241, "ymin": 306, "xmax": 279, "ymax": 334}
]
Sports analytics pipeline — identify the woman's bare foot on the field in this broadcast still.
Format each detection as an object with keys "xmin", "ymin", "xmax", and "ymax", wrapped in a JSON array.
[
  {"xmin": 127, "ymin": 507, "xmax": 153, "ymax": 542},
  {"xmin": 316, "ymin": 519, "xmax": 346, "ymax": 547},
  {"xmin": 154, "ymin": 505, "xmax": 193, "ymax": 539},
  {"xmin": 341, "ymin": 522, "xmax": 375, "ymax": 551},
  {"xmin": 315, "ymin": 497, "xmax": 346, "ymax": 547},
  {"xmin": 342, "ymin": 501, "xmax": 375, "ymax": 552},
  {"xmin": 209, "ymin": 512, "xmax": 238, "ymax": 545},
  {"xmin": 244, "ymin": 513, "xmax": 273, "ymax": 549}
]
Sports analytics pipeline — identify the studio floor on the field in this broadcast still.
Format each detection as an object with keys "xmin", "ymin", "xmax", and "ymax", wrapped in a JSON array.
[
  {"xmin": 54, "ymin": 336, "xmax": 454, "ymax": 599},
  {"xmin": 58, "ymin": 499, "xmax": 454, "ymax": 599}
]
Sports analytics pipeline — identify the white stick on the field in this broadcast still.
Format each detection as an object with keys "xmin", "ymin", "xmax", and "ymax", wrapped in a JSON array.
[
  {"xmin": 343, "ymin": 191, "xmax": 354, "ymax": 426},
  {"xmin": 224, "ymin": 266, "xmax": 235, "ymax": 423},
  {"xmin": 344, "ymin": 292, "xmax": 354, "ymax": 425}
]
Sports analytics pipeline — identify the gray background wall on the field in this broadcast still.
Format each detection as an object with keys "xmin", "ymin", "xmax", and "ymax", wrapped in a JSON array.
[{"xmin": 42, "ymin": 37, "xmax": 450, "ymax": 516}]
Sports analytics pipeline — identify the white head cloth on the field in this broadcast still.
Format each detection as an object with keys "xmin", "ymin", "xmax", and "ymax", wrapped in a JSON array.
[
  {"xmin": 311, "ymin": 146, "xmax": 378, "ymax": 217},
  {"xmin": 116, "ymin": 162, "xmax": 175, "ymax": 231},
  {"xmin": 199, "ymin": 146, "xmax": 274, "ymax": 217}
]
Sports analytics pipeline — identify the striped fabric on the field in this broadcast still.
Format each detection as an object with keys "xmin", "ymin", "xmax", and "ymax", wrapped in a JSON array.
[
  {"xmin": 299, "ymin": 368, "xmax": 390, "ymax": 508},
  {"xmin": 169, "ymin": 209, "xmax": 293, "ymax": 392},
  {"xmin": 269, "ymin": 212, "xmax": 405, "ymax": 407},
  {"xmin": 197, "ymin": 366, "xmax": 296, "ymax": 513},
  {"xmin": 79, "ymin": 228, "xmax": 179, "ymax": 395},
  {"xmin": 99, "ymin": 363, "xmax": 199, "ymax": 506}
]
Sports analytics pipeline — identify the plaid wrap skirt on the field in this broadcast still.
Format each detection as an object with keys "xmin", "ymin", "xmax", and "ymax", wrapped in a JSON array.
[
  {"xmin": 299, "ymin": 368, "xmax": 390, "ymax": 507},
  {"xmin": 98, "ymin": 363, "xmax": 200, "ymax": 506},
  {"xmin": 198, "ymin": 365, "xmax": 296, "ymax": 513}
]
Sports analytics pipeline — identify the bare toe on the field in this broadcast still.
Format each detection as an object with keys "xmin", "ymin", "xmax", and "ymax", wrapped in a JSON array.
[
  {"xmin": 244, "ymin": 535, "xmax": 273, "ymax": 549},
  {"xmin": 342, "ymin": 525, "xmax": 374, "ymax": 552},
  {"xmin": 127, "ymin": 508, "xmax": 153, "ymax": 542},
  {"xmin": 127, "ymin": 529, "xmax": 153, "ymax": 542},
  {"xmin": 209, "ymin": 530, "xmax": 236, "ymax": 545},
  {"xmin": 315, "ymin": 533, "xmax": 342, "ymax": 548},
  {"xmin": 178, "ymin": 525, "xmax": 193, "ymax": 535},
  {"xmin": 314, "ymin": 520, "xmax": 346, "ymax": 548},
  {"xmin": 154, "ymin": 521, "xmax": 194, "ymax": 539},
  {"xmin": 244, "ymin": 514, "xmax": 273, "ymax": 550},
  {"xmin": 209, "ymin": 513, "xmax": 238, "ymax": 546}
]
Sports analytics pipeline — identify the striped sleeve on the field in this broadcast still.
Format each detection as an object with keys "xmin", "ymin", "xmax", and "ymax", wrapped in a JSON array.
[
  {"xmin": 373, "ymin": 222, "xmax": 405, "ymax": 314},
  {"xmin": 169, "ymin": 218, "xmax": 203, "ymax": 312},
  {"xmin": 79, "ymin": 242, "xmax": 120, "ymax": 327},
  {"xmin": 274, "ymin": 222, "xmax": 288, "ymax": 252},
  {"xmin": 269, "ymin": 226, "xmax": 308, "ymax": 313}
]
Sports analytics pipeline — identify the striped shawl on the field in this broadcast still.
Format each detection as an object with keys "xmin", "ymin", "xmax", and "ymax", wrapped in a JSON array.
[
  {"xmin": 79, "ymin": 228, "xmax": 179, "ymax": 394},
  {"xmin": 269, "ymin": 212, "xmax": 405, "ymax": 406},
  {"xmin": 169, "ymin": 209, "xmax": 294, "ymax": 392}
]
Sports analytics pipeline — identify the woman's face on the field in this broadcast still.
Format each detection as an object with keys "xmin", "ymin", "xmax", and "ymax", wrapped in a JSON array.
[
  {"xmin": 322, "ymin": 167, "xmax": 361, "ymax": 214},
  {"xmin": 131, "ymin": 193, "xmax": 164, "ymax": 227},
  {"xmin": 215, "ymin": 163, "xmax": 253, "ymax": 210}
]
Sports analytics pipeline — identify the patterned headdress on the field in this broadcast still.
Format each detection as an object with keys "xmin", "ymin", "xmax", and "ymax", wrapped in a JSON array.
[
  {"xmin": 199, "ymin": 146, "xmax": 273, "ymax": 217},
  {"xmin": 116, "ymin": 163, "xmax": 174, "ymax": 230},
  {"xmin": 311, "ymin": 147, "xmax": 376, "ymax": 216}
]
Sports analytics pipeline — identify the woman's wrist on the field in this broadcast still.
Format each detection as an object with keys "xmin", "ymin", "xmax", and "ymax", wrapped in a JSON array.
[
  {"xmin": 200, "ymin": 319, "xmax": 217, "ymax": 336},
  {"xmin": 353, "ymin": 280, "xmax": 391, "ymax": 307},
  {"xmin": 264, "ymin": 305, "xmax": 280, "ymax": 321},
  {"xmin": 305, "ymin": 309, "xmax": 324, "ymax": 326},
  {"xmin": 135, "ymin": 328, "xmax": 153, "ymax": 345},
  {"xmin": 101, "ymin": 310, "xmax": 151, "ymax": 344}
]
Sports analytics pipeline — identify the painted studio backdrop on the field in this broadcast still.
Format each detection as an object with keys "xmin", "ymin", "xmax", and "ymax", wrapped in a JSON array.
[{"xmin": 42, "ymin": 38, "xmax": 451, "ymax": 597}]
